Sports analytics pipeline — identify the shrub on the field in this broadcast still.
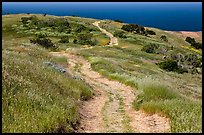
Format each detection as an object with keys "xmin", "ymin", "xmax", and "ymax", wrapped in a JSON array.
[
  {"xmin": 185, "ymin": 37, "xmax": 202, "ymax": 50},
  {"xmin": 74, "ymin": 33, "xmax": 96, "ymax": 46},
  {"xmin": 21, "ymin": 17, "xmax": 30, "ymax": 25},
  {"xmin": 157, "ymin": 60, "xmax": 178, "ymax": 72},
  {"xmin": 141, "ymin": 43, "xmax": 159, "ymax": 53},
  {"xmin": 146, "ymin": 29, "xmax": 156, "ymax": 35},
  {"xmin": 73, "ymin": 39, "xmax": 78, "ymax": 44},
  {"xmin": 121, "ymin": 24, "xmax": 145, "ymax": 35},
  {"xmin": 30, "ymin": 34, "xmax": 57, "ymax": 49},
  {"xmin": 57, "ymin": 27, "xmax": 65, "ymax": 33},
  {"xmin": 164, "ymin": 53, "xmax": 202, "ymax": 74},
  {"xmin": 20, "ymin": 15, "xmax": 39, "ymax": 26},
  {"xmin": 160, "ymin": 35, "xmax": 168, "ymax": 42},
  {"xmin": 185, "ymin": 37, "xmax": 196, "ymax": 44},
  {"xmin": 113, "ymin": 31, "xmax": 127, "ymax": 38},
  {"xmin": 157, "ymin": 59, "xmax": 188, "ymax": 74},
  {"xmin": 59, "ymin": 36, "xmax": 69, "ymax": 43},
  {"xmin": 191, "ymin": 42, "xmax": 202, "ymax": 50},
  {"xmin": 75, "ymin": 25, "xmax": 86, "ymax": 33}
]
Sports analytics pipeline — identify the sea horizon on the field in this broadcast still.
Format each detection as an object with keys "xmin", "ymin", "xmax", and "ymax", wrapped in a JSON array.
[{"xmin": 2, "ymin": 2, "xmax": 202, "ymax": 32}]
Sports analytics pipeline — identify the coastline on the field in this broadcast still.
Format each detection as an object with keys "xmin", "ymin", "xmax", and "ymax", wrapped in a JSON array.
[{"xmin": 2, "ymin": 13, "xmax": 202, "ymax": 32}]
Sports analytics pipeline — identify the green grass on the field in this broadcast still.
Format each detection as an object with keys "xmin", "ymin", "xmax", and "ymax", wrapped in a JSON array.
[
  {"xmin": 132, "ymin": 78, "xmax": 202, "ymax": 133},
  {"xmin": 2, "ymin": 14, "xmax": 100, "ymax": 133},
  {"xmin": 141, "ymin": 99, "xmax": 201, "ymax": 133},
  {"xmin": 2, "ymin": 14, "xmax": 87, "ymax": 133},
  {"xmin": 75, "ymin": 23, "xmax": 202, "ymax": 132},
  {"xmin": 2, "ymin": 45, "xmax": 92, "ymax": 133}
]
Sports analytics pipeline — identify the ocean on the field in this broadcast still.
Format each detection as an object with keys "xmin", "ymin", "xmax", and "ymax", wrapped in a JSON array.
[{"xmin": 2, "ymin": 2, "xmax": 202, "ymax": 31}]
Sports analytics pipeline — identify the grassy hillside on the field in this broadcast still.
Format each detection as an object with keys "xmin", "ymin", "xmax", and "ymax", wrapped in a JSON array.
[
  {"xmin": 2, "ymin": 14, "xmax": 202, "ymax": 133},
  {"xmin": 76, "ymin": 20, "xmax": 202, "ymax": 132},
  {"xmin": 2, "ymin": 14, "xmax": 99, "ymax": 133}
]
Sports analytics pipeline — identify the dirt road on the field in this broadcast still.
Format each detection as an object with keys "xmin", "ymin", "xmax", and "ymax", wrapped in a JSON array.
[
  {"xmin": 50, "ymin": 20, "xmax": 170, "ymax": 133},
  {"xmin": 51, "ymin": 51, "xmax": 170, "ymax": 133},
  {"xmin": 93, "ymin": 21, "xmax": 118, "ymax": 46}
]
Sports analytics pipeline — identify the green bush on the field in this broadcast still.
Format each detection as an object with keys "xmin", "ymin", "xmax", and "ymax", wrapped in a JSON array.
[
  {"xmin": 20, "ymin": 15, "xmax": 39, "ymax": 26},
  {"xmin": 113, "ymin": 31, "xmax": 127, "ymax": 38},
  {"xmin": 20, "ymin": 17, "xmax": 30, "ymax": 25},
  {"xmin": 121, "ymin": 24, "xmax": 145, "ymax": 35},
  {"xmin": 30, "ymin": 34, "xmax": 57, "ymax": 50},
  {"xmin": 161, "ymin": 53, "xmax": 202, "ymax": 74},
  {"xmin": 157, "ymin": 60, "xmax": 178, "ymax": 72},
  {"xmin": 191, "ymin": 42, "xmax": 202, "ymax": 50},
  {"xmin": 185, "ymin": 37, "xmax": 202, "ymax": 50},
  {"xmin": 160, "ymin": 35, "xmax": 168, "ymax": 42},
  {"xmin": 73, "ymin": 39, "xmax": 78, "ymax": 44},
  {"xmin": 146, "ymin": 29, "xmax": 156, "ymax": 35},
  {"xmin": 157, "ymin": 60, "xmax": 188, "ymax": 74},
  {"xmin": 185, "ymin": 37, "xmax": 196, "ymax": 44},
  {"xmin": 75, "ymin": 25, "xmax": 86, "ymax": 33},
  {"xmin": 141, "ymin": 43, "xmax": 159, "ymax": 53},
  {"xmin": 74, "ymin": 33, "xmax": 96, "ymax": 46},
  {"xmin": 59, "ymin": 36, "xmax": 69, "ymax": 43}
]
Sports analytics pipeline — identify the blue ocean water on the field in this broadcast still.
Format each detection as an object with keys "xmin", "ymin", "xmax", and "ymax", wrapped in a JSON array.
[{"xmin": 2, "ymin": 2, "xmax": 202, "ymax": 31}]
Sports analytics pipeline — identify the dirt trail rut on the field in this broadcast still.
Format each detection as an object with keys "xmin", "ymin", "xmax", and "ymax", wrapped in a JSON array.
[
  {"xmin": 51, "ymin": 51, "xmax": 170, "ymax": 133},
  {"xmin": 50, "ymin": 20, "xmax": 170, "ymax": 133}
]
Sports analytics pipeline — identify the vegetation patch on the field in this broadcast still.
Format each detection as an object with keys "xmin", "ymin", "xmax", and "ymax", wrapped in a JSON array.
[
  {"xmin": 30, "ymin": 33, "xmax": 57, "ymax": 50},
  {"xmin": 185, "ymin": 37, "xmax": 202, "ymax": 50},
  {"xmin": 133, "ymin": 78, "xmax": 201, "ymax": 133},
  {"xmin": 157, "ymin": 53, "xmax": 202, "ymax": 74}
]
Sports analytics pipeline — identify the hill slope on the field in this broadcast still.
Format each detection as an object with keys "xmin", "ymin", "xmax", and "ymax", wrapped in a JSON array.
[{"xmin": 2, "ymin": 14, "xmax": 202, "ymax": 133}]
